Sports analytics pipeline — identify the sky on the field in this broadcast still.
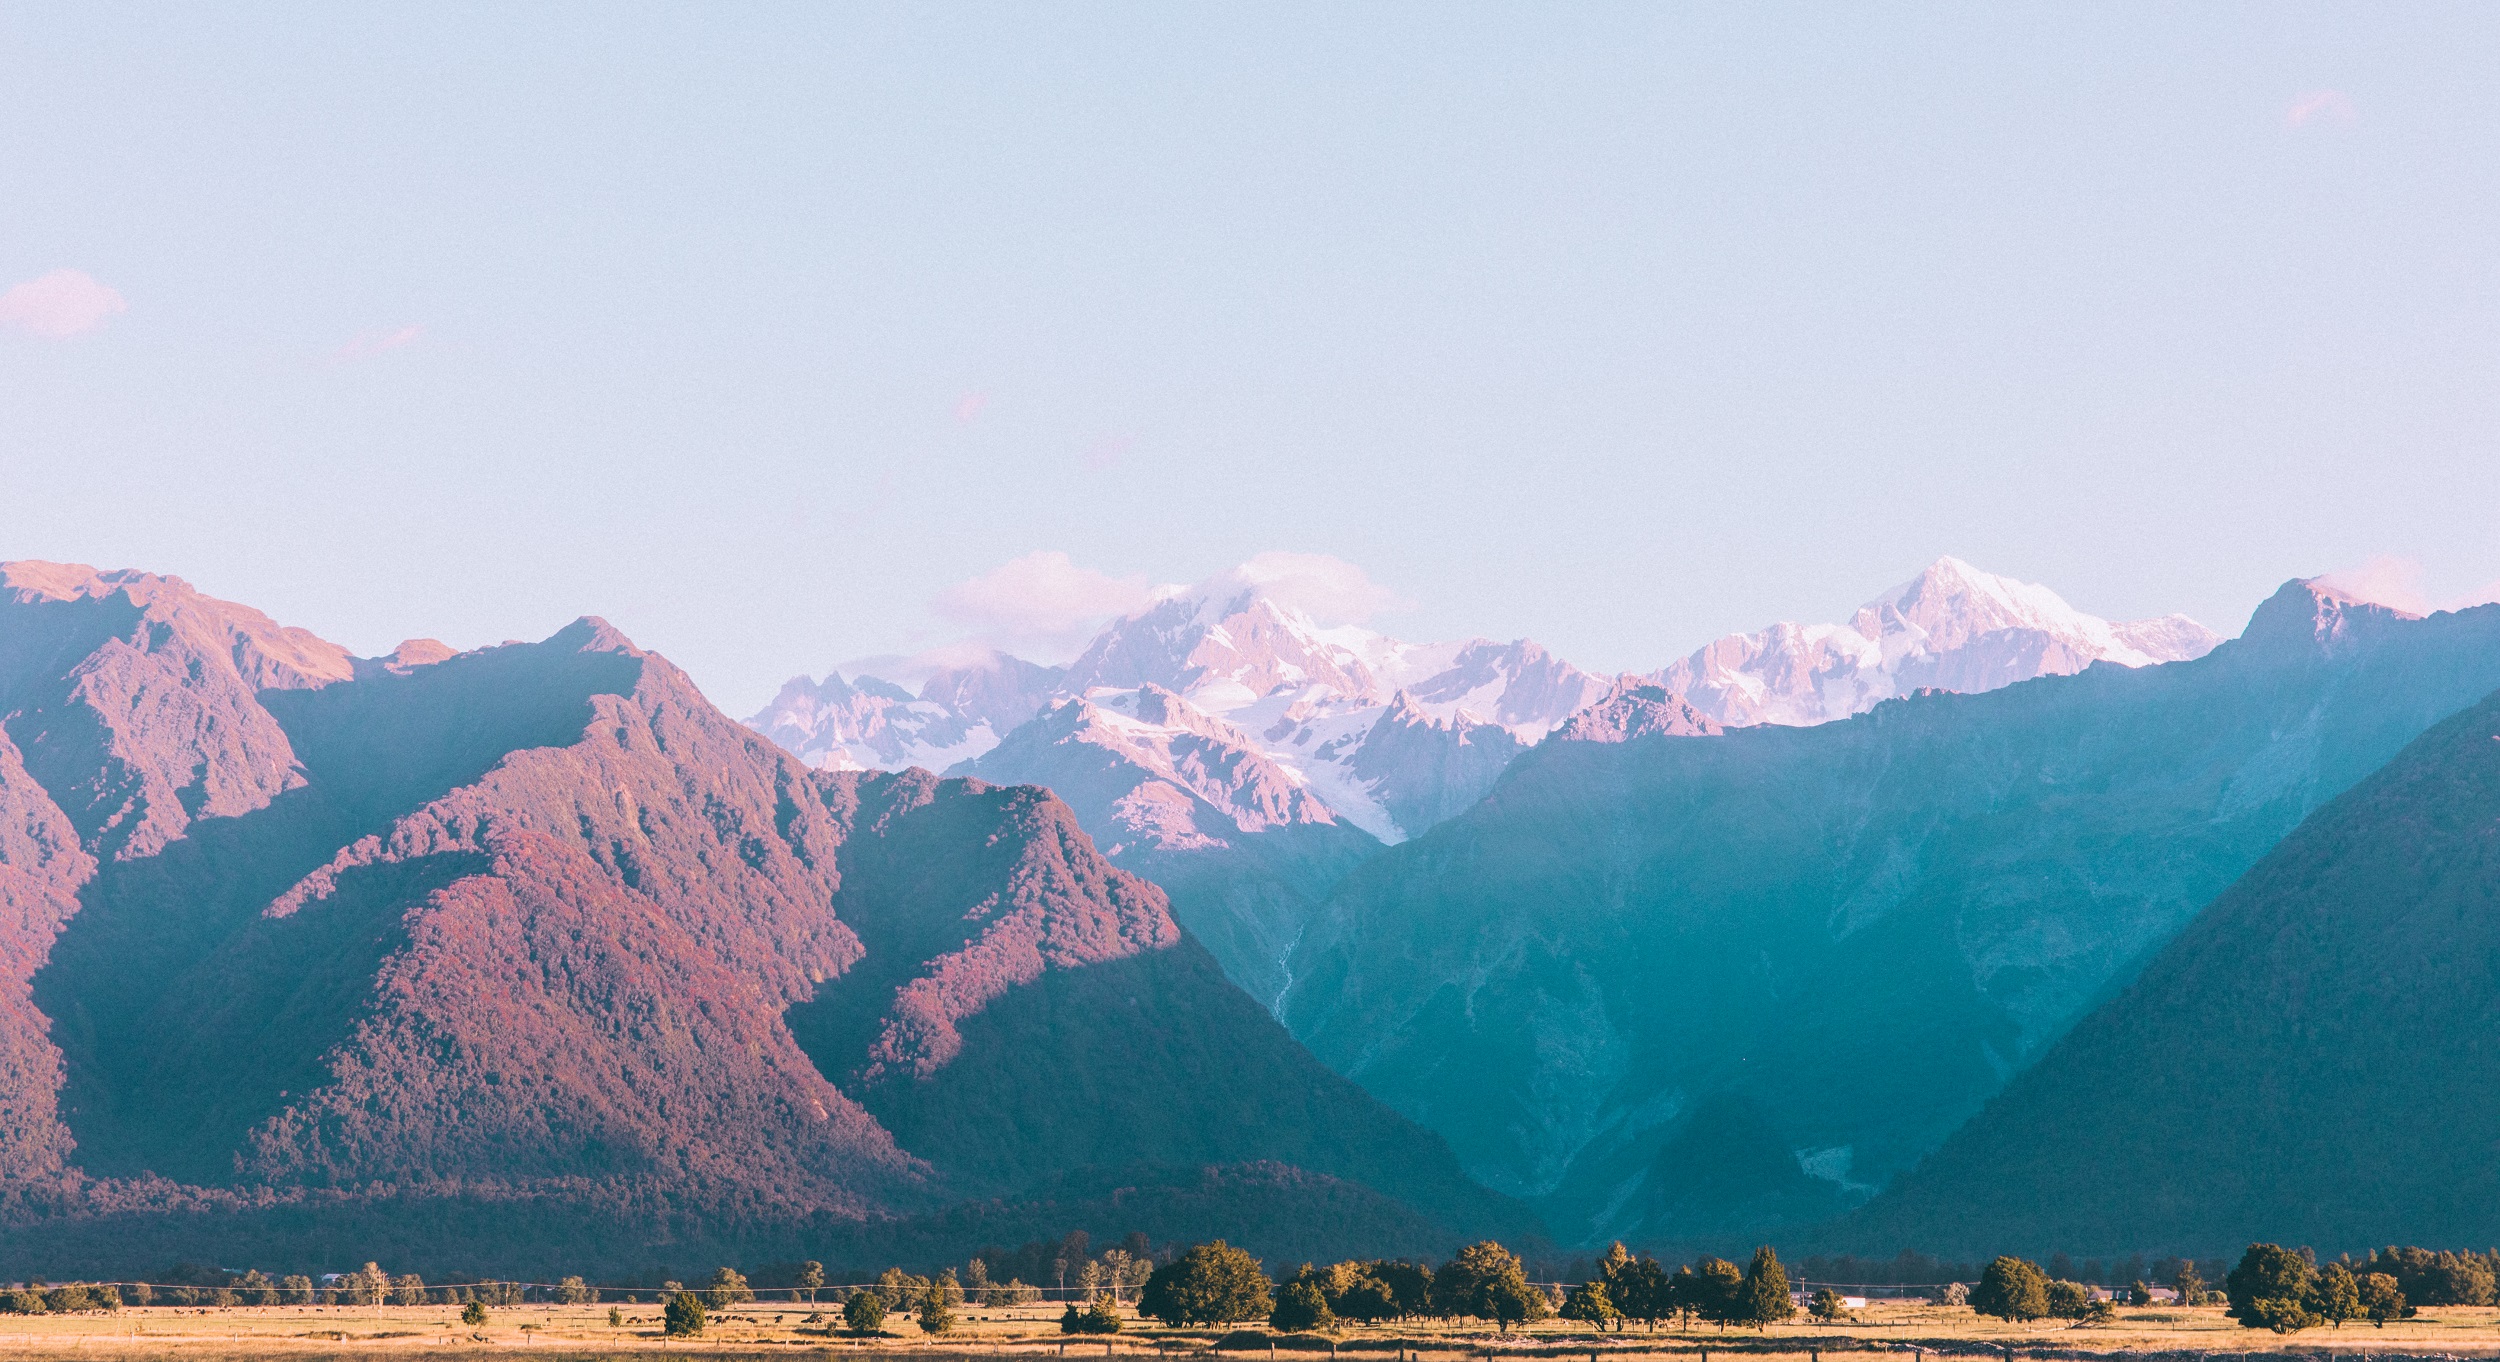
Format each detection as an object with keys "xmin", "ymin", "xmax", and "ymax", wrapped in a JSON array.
[{"xmin": 3, "ymin": 4, "xmax": 2498, "ymax": 715}]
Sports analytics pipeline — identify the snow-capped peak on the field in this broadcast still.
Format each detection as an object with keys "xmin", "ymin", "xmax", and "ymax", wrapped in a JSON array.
[{"xmin": 1655, "ymin": 557, "xmax": 2223, "ymax": 728}]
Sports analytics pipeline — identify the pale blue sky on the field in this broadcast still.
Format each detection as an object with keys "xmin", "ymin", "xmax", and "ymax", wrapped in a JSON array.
[{"xmin": 4, "ymin": 4, "xmax": 2497, "ymax": 713}]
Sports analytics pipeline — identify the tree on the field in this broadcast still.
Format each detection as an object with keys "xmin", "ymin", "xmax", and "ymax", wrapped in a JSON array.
[
  {"xmin": 393, "ymin": 1274, "xmax": 428, "ymax": 1307},
  {"xmin": 123, "ymin": 1283, "xmax": 153, "ymax": 1308},
  {"xmin": 237, "ymin": 1270, "xmax": 277, "ymax": 1307},
  {"xmin": 609, "ymin": 1306, "xmax": 623, "ymax": 1327},
  {"xmin": 664, "ymin": 1292, "xmax": 705, "ymax": 1337},
  {"xmin": 1562, "ymin": 1280, "xmax": 1620, "ymax": 1329},
  {"xmin": 918, "ymin": 1281, "xmax": 956, "ymax": 1335},
  {"xmin": 1735, "ymin": 1247, "xmax": 1794, "ymax": 1330},
  {"xmin": 2226, "ymin": 1244, "xmax": 2320, "ymax": 1333},
  {"xmin": 2046, "ymin": 1281, "xmax": 2093, "ymax": 1319},
  {"xmin": 351, "ymin": 1263, "xmax": 389, "ymax": 1307},
  {"xmin": 1971, "ymin": 1257, "xmax": 2050, "ymax": 1322},
  {"xmin": 1329, "ymin": 1264, "xmax": 1398, "ymax": 1322},
  {"xmin": 1372, "ymin": 1261, "xmax": 1434, "ymax": 1320},
  {"xmin": 1807, "ymin": 1288, "xmax": 1847, "ymax": 1322},
  {"xmin": 2359, "ymin": 1273, "xmax": 2408, "ymax": 1326},
  {"xmin": 1139, "ymin": 1241, "xmax": 1274, "ymax": 1326},
  {"xmin": 706, "ymin": 1267, "xmax": 754, "ymax": 1309},
  {"xmin": 1683, "ymin": 1258, "xmax": 1746, "ymax": 1327},
  {"xmin": 797, "ymin": 1261, "xmax": 825, "ymax": 1305},
  {"xmin": 962, "ymin": 1258, "xmax": 990, "ymax": 1307},
  {"xmin": 2173, "ymin": 1261, "xmax": 2207, "ymax": 1306},
  {"xmin": 1611, "ymin": 1252, "xmax": 1668, "ymax": 1332},
  {"xmin": 2126, "ymin": 1280, "xmax": 2153, "ymax": 1307},
  {"xmin": 2310, "ymin": 1263, "xmax": 2360, "ymax": 1327},
  {"xmin": 1435, "ymin": 1242, "xmax": 1549, "ymax": 1333},
  {"xmin": 1273, "ymin": 1280, "xmax": 1336, "ymax": 1332},
  {"xmin": 462, "ymin": 1300, "xmax": 489, "ymax": 1326},
  {"xmin": 1084, "ymin": 1298, "xmax": 1123, "ymax": 1334},
  {"xmin": 844, "ymin": 1290, "xmax": 887, "ymax": 1336}
]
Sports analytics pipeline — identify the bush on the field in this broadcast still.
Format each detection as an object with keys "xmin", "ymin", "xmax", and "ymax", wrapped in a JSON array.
[
  {"xmin": 1971, "ymin": 1257, "xmax": 2049, "ymax": 1322},
  {"xmin": 1063, "ymin": 1299, "xmax": 1122, "ymax": 1334},
  {"xmin": 1807, "ymin": 1288, "xmax": 1846, "ymax": 1322},
  {"xmin": 1930, "ymin": 1282, "xmax": 1968, "ymax": 1306},
  {"xmin": 461, "ymin": 1300, "xmax": 488, "ymax": 1326},
  {"xmin": 664, "ymin": 1292, "xmax": 705, "ymax": 1337},
  {"xmin": 2126, "ymin": 1280, "xmax": 2153, "ymax": 1307},
  {"xmin": 844, "ymin": 1290, "xmax": 887, "ymax": 1336}
]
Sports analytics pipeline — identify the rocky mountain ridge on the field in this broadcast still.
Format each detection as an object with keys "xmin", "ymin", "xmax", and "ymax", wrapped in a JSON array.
[{"xmin": 0, "ymin": 562, "xmax": 1525, "ymax": 1270}]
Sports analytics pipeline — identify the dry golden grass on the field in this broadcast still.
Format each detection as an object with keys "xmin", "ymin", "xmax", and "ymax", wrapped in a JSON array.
[{"xmin": 0, "ymin": 1299, "xmax": 2489, "ymax": 1360}]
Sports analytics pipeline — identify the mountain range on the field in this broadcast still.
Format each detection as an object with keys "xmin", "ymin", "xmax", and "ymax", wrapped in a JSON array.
[
  {"xmin": 11, "ymin": 547, "xmax": 2496, "ymax": 1274},
  {"xmin": 0, "ymin": 561, "xmax": 1522, "ymax": 1275},
  {"xmin": 1276, "ymin": 579, "xmax": 2500, "ymax": 1248},
  {"xmin": 751, "ymin": 558, "xmax": 2217, "ymax": 1008}
]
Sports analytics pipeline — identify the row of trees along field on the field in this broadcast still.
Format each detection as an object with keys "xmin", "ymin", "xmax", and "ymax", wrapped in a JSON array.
[{"xmin": 1965, "ymin": 1246, "xmax": 2500, "ymax": 1334}]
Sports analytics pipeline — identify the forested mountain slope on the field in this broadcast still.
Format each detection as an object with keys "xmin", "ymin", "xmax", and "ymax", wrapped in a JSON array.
[
  {"xmin": 0, "ymin": 562, "xmax": 1521, "ymax": 1271},
  {"xmin": 1840, "ymin": 683, "xmax": 2500, "ymax": 1257},
  {"xmin": 1283, "ymin": 580, "xmax": 2500, "ymax": 1246}
]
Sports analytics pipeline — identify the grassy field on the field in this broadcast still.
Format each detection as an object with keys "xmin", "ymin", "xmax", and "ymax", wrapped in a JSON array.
[{"xmin": 0, "ymin": 1298, "xmax": 2489, "ymax": 1360}]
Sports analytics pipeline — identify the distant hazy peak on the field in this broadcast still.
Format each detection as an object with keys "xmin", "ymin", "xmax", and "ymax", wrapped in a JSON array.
[{"xmin": 1655, "ymin": 557, "xmax": 2221, "ymax": 729}]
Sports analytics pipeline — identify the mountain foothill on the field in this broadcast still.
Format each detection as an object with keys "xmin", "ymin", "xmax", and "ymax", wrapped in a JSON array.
[{"xmin": 6, "ymin": 549, "xmax": 2500, "ymax": 1277}]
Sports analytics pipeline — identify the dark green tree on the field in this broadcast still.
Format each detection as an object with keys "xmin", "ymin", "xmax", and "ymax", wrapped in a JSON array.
[
  {"xmin": 706, "ymin": 1267, "xmax": 754, "ymax": 1309},
  {"xmin": 664, "ymin": 1292, "xmax": 706, "ymax": 1337},
  {"xmin": 2310, "ymin": 1263, "xmax": 2360, "ymax": 1327},
  {"xmin": 1561, "ymin": 1279, "xmax": 1619, "ymax": 1328},
  {"xmin": 2126, "ymin": 1280, "xmax": 2153, "ymax": 1307},
  {"xmin": 1434, "ymin": 1242, "xmax": 1549, "ymax": 1333},
  {"xmin": 2358, "ymin": 1273, "xmax": 2408, "ymax": 1326},
  {"xmin": 1684, "ymin": 1258, "xmax": 1746, "ymax": 1327},
  {"xmin": 1371, "ymin": 1261, "xmax": 1434, "ymax": 1320},
  {"xmin": 2173, "ymin": 1261, "xmax": 2207, "ymax": 1306},
  {"xmin": 1272, "ymin": 1280, "xmax": 1336, "ymax": 1332},
  {"xmin": 1611, "ymin": 1254, "xmax": 1668, "ymax": 1331},
  {"xmin": 2046, "ymin": 1280, "xmax": 2093, "ymax": 1319},
  {"xmin": 1329, "ymin": 1265, "xmax": 1398, "ymax": 1322},
  {"xmin": 462, "ymin": 1300, "xmax": 490, "ymax": 1327},
  {"xmin": 1735, "ymin": 1247, "xmax": 1794, "ymax": 1329},
  {"xmin": 2226, "ymin": 1244, "xmax": 2320, "ymax": 1333},
  {"xmin": 1807, "ymin": 1288, "xmax": 1847, "ymax": 1322},
  {"xmin": 1139, "ymin": 1241, "xmax": 1274, "ymax": 1326},
  {"xmin": 845, "ymin": 1290, "xmax": 888, "ymax": 1336},
  {"xmin": 1970, "ymin": 1257, "xmax": 2050, "ymax": 1322},
  {"xmin": 918, "ymin": 1281, "xmax": 956, "ymax": 1335}
]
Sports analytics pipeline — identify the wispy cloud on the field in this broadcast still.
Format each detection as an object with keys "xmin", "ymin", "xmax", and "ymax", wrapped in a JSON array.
[
  {"xmin": 335, "ymin": 324, "xmax": 424, "ymax": 361},
  {"xmin": 935, "ymin": 550, "xmax": 1157, "ymax": 654},
  {"xmin": 1200, "ymin": 551, "xmax": 1405, "ymax": 626},
  {"xmin": 0, "ymin": 268, "xmax": 127, "ymax": 339},
  {"xmin": 2287, "ymin": 89, "xmax": 2356, "ymax": 128},
  {"xmin": 2317, "ymin": 554, "xmax": 2500, "ymax": 616}
]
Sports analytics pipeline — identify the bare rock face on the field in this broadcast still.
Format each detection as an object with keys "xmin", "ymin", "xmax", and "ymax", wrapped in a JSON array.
[{"xmin": 1548, "ymin": 680, "xmax": 1724, "ymax": 745}]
